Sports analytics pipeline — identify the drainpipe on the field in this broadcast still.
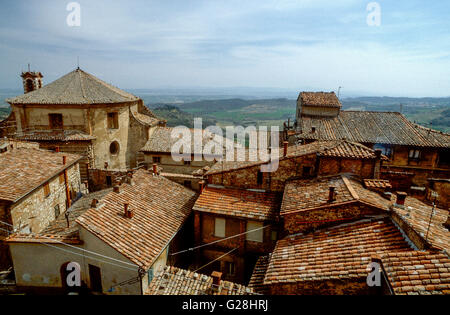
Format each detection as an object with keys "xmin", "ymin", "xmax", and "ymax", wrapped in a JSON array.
[{"xmin": 63, "ymin": 156, "xmax": 72, "ymax": 209}]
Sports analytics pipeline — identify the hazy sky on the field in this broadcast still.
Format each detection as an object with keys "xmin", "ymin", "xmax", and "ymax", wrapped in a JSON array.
[{"xmin": 0, "ymin": 0, "xmax": 449, "ymax": 97}]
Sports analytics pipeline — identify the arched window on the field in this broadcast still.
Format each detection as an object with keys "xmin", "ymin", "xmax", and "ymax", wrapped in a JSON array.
[{"xmin": 110, "ymin": 141, "xmax": 120, "ymax": 155}]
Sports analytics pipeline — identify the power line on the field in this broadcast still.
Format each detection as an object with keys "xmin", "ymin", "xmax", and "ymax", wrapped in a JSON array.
[
  {"xmin": 194, "ymin": 247, "xmax": 238, "ymax": 273},
  {"xmin": 0, "ymin": 220, "xmax": 137, "ymax": 268},
  {"xmin": 170, "ymin": 225, "xmax": 270, "ymax": 256}
]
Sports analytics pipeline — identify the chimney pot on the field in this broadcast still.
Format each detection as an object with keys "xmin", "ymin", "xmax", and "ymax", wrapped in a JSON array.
[
  {"xmin": 124, "ymin": 203, "xmax": 133, "ymax": 218},
  {"xmin": 328, "ymin": 186, "xmax": 336, "ymax": 202},
  {"xmin": 63, "ymin": 156, "xmax": 67, "ymax": 165},
  {"xmin": 55, "ymin": 146, "xmax": 60, "ymax": 153},
  {"xmin": 396, "ymin": 191, "xmax": 407, "ymax": 206},
  {"xmin": 91, "ymin": 199, "xmax": 98, "ymax": 208},
  {"xmin": 283, "ymin": 141, "xmax": 288, "ymax": 157},
  {"xmin": 211, "ymin": 271, "xmax": 222, "ymax": 286},
  {"xmin": 152, "ymin": 163, "xmax": 158, "ymax": 175},
  {"xmin": 113, "ymin": 185, "xmax": 120, "ymax": 193}
]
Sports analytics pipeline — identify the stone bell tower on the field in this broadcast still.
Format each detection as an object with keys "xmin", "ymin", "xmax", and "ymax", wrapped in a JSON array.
[{"xmin": 21, "ymin": 64, "xmax": 43, "ymax": 94}]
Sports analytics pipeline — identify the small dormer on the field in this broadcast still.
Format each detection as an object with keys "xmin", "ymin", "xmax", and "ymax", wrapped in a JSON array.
[
  {"xmin": 21, "ymin": 65, "xmax": 43, "ymax": 94},
  {"xmin": 296, "ymin": 91, "xmax": 341, "ymax": 119}
]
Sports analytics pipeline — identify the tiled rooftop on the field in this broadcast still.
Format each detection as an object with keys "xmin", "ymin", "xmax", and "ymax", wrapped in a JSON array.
[
  {"xmin": 299, "ymin": 92, "xmax": 342, "ymax": 108},
  {"xmin": 392, "ymin": 197, "xmax": 449, "ymax": 253},
  {"xmin": 146, "ymin": 266, "xmax": 255, "ymax": 295},
  {"xmin": 193, "ymin": 186, "xmax": 281, "ymax": 221},
  {"xmin": 281, "ymin": 175, "xmax": 391, "ymax": 216},
  {"xmin": 16, "ymin": 130, "xmax": 96, "ymax": 141},
  {"xmin": 263, "ymin": 218, "xmax": 412, "ymax": 285},
  {"xmin": 7, "ymin": 68, "xmax": 140, "ymax": 105},
  {"xmin": 140, "ymin": 126, "xmax": 231, "ymax": 154},
  {"xmin": 248, "ymin": 255, "xmax": 271, "ymax": 294},
  {"xmin": 41, "ymin": 188, "xmax": 113, "ymax": 238},
  {"xmin": 206, "ymin": 140, "xmax": 383, "ymax": 175},
  {"xmin": 296, "ymin": 111, "xmax": 450, "ymax": 148},
  {"xmin": 381, "ymin": 251, "xmax": 450, "ymax": 295},
  {"xmin": 76, "ymin": 169, "xmax": 198, "ymax": 270},
  {"xmin": 0, "ymin": 147, "xmax": 81, "ymax": 202}
]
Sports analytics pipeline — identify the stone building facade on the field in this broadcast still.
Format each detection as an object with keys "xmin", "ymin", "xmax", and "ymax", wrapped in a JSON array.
[
  {"xmin": 1, "ymin": 68, "xmax": 165, "ymax": 181},
  {"xmin": 0, "ymin": 142, "xmax": 82, "ymax": 269},
  {"xmin": 289, "ymin": 91, "xmax": 450, "ymax": 188}
]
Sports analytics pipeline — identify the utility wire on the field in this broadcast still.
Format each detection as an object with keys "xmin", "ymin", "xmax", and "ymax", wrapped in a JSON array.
[
  {"xmin": 170, "ymin": 225, "xmax": 270, "ymax": 256},
  {"xmin": 194, "ymin": 247, "xmax": 238, "ymax": 273},
  {"xmin": 0, "ymin": 220, "xmax": 137, "ymax": 268}
]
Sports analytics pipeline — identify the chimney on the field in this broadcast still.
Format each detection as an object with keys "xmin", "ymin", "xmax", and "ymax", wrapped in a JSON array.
[
  {"xmin": 211, "ymin": 271, "xmax": 222, "ymax": 287},
  {"xmin": 124, "ymin": 203, "xmax": 134, "ymax": 219},
  {"xmin": 55, "ymin": 146, "xmax": 60, "ymax": 153},
  {"xmin": 328, "ymin": 186, "xmax": 336, "ymax": 203},
  {"xmin": 126, "ymin": 172, "xmax": 134, "ymax": 185},
  {"xmin": 396, "ymin": 192, "xmax": 407, "ymax": 206},
  {"xmin": 283, "ymin": 141, "xmax": 288, "ymax": 157},
  {"xmin": 91, "ymin": 199, "xmax": 98, "ymax": 208},
  {"xmin": 152, "ymin": 163, "xmax": 158, "ymax": 175},
  {"xmin": 62, "ymin": 155, "xmax": 67, "ymax": 165},
  {"xmin": 113, "ymin": 185, "xmax": 120, "ymax": 193}
]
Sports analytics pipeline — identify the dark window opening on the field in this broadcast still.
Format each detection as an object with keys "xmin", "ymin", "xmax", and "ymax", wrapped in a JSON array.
[
  {"xmin": 107, "ymin": 112, "xmax": 119, "ymax": 129},
  {"xmin": 49, "ymin": 114, "xmax": 63, "ymax": 130},
  {"xmin": 183, "ymin": 160, "xmax": 191, "ymax": 165},
  {"xmin": 257, "ymin": 171, "xmax": 263, "ymax": 185},
  {"xmin": 409, "ymin": 149, "xmax": 421, "ymax": 161},
  {"xmin": 26, "ymin": 79, "xmax": 34, "ymax": 92},
  {"xmin": 109, "ymin": 141, "xmax": 120, "ymax": 155},
  {"xmin": 152, "ymin": 156, "xmax": 161, "ymax": 164},
  {"xmin": 183, "ymin": 180, "xmax": 192, "ymax": 188},
  {"xmin": 106, "ymin": 176, "xmax": 112, "ymax": 186},
  {"xmin": 438, "ymin": 151, "xmax": 450, "ymax": 167},
  {"xmin": 88, "ymin": 264, "xmax": 102, "ymax": 293},
  {"xmin": 302, "ymin": 166, "xmax": 312, "ymax": 178}
]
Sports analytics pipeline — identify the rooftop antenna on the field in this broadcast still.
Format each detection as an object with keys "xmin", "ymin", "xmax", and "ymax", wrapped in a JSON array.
[
  {"xmin": 28, "ymin": 63, "xmax": 31, "ymax": 72},
  {"xmin": 337, "ymin": 86, "xmax": 343, "ymax": 99}
]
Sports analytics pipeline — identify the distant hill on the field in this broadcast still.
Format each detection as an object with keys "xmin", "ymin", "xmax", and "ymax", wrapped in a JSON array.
[
  {"xmin": 0, "ymin": 107, "xmax": 10, "ymax": 120},
  {"xmin": 152, "ymin": 105, "xmax": 217, "ymax": 128}
]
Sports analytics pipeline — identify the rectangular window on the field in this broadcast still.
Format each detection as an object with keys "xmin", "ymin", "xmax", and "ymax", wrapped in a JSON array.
[
  {"xmin": 409, "ymin": 149, "xmax": 421, "ymax": 160},
  {"xmin": 257, "ymin": 171, "xmax": 263, "ymax": 185},
  {"xmin": 184, "ymin": 160, "xmax": 191, "ymax": 165},
  {"xmin": 107, "ymin": 112, "xmax": 119, "ymax": 129},
  {"xmin": 227, "ymin": 262, "xmax": 236, "ymax": 276},
  {"xmin": 183, "ymin": 180, "xmax": 192, "ymax": 189},
  {"xmin": 49, "ymin": 114, "xmax": 63, "ymax": 129},
  {"xmin": 214, "ymin": 218, "xmax": 226, "ymax": 238},
  {"xmin": 152, "ymin": 156, "xmax": 161, "ymax": 164},
  {"xmin": 106, "ymin": 176, "xmax": 112, "ymax": 186},
  {"xmin": 43, "ymin": 182, "xmax": 51, "ymax": 198},
  {"xmin": 246, "ymin": 221, "xmax": 264, "ymax": 242}
]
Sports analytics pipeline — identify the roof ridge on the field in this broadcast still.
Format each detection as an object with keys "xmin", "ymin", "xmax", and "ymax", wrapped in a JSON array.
[{"xmin": 341, "ymin": 175, "xmax": 359, "ymax": 200}]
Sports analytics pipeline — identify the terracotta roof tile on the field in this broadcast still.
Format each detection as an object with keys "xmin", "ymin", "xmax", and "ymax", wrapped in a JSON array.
[
  {"xmin": 76, "ymin": 169, "xmax": 197, "ymax": 269},
  {"xmin": 364, "ymin": 179, "xmax": 392, "ymax": 189},
  {"xmin": 381, "ymin": 251, "xmax": 450, "ymax": 295},
  {"xmin": 296, "ymin": 111, "xmax": 450, "ymax": 148},
  {"xmin": 206, "ymin": 140, "xmax": 382, "ymax": 175},
  {"xmin": 248, "ymin": 255, "xmax": 271, "ymax": 294},
  {"xmin": 7, "ymin": 68, "xmax": 139, "ymax": 105},
  {"xmin": 281, "ymin": 175, "xmax": 391, "ymax": 216},
  {"xmin": 300, "ymin": 92, "xmax": 342, "ymax": 108},
  {"xmin": 16, "ymin": 130, "xmax": 96, "ymax": 141},
  {"xmin": 193, "ymin": 186, "xmax": 281, "ymax": 221},
  {"xmin": 392, "ymin": 197, "xmax": 449, "ymax": 253},
  {"xmin": 146, "ymin": 266, "xmax": 255, "ymax": 295},
  {"xmin": 263, "ymin": 218, "xmax": 412, "ymax": 285},
  {"xmin": 0, "ymin": 148, "xmax": 81, "ymax": 202}
]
